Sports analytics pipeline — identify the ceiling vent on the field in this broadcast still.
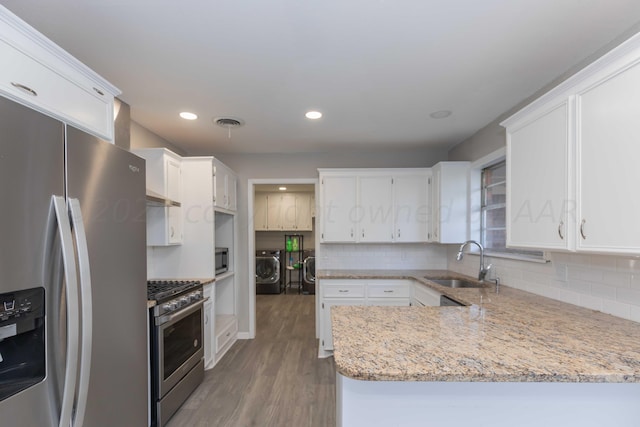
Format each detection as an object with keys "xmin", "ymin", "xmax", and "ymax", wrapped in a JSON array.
[{"xmin": 213, "ymin": 116, "xmax": 245, "ymax": 139}]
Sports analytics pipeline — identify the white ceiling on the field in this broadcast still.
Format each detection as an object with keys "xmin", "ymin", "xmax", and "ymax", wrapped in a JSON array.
[{"xmin": 4, "ymin": 1, "xmax": 640, "ymax": 155}]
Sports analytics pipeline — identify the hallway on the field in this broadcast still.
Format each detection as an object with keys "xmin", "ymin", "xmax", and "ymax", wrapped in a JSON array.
[{"xmin": 166, "ymin": 294, "xmax": 335, "ymax": 427}]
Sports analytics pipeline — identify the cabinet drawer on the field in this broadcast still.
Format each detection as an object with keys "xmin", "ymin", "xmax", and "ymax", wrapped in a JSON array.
[
  {"xmin": 0, "ymin": 39, "xmax": 113, "ymax": 140},
  {"xmin": 367, "ymin": 283, "xmax": 410, "ymax": 298},
  {"xmin": 322, "ymin": 283, "xmax": 365, "ymax": 298},
  {"xmin": 215, "ymin": 317, "xmax": 237, "ymax": 352}
]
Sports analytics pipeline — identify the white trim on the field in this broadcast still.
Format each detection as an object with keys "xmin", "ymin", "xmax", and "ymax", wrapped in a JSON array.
[{"xmin": 247, "ymin": 178, "xmax": 319, "ymax": 341}]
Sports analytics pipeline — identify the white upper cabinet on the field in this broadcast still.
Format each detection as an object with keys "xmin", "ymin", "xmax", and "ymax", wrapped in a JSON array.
[
  {"xmin": 213, "ymin": 158, "xmax": 237, "ymax": 212},
  {"xmin": 358, "ymin": 175, "xmax": 394, "ymax": 242},
  {"xmin": 133, "ymin": 148, "xmax": 182, "ymax": 203},
  {"xmin": 319, "ymin": 169, "xmax": 430, "ymax": 243},
  {"xmin": 394, "ymin": 174, "xmax": 430, "ymax": 242},
  {"xmin": 505, "ymin": 101, "xmax": 571, "ymax": 250},
  {"xmin": 320, "ymin": 174, "xmax": 358, "ymax": 242},
  {"xmin": 501, "ymin": 31, "xmax": 640, "ymax": 255},
  {"xmin": 132, "ymin": 148, "xmax": 183, "ymax": 246},
  {"xmin": 576, "ymin": 60, "xmax": 640, "ymax": 253},
  {"xmin": 254, "ymin": 192, "xmax": 314, "ymax": 231},
  {"xmin": 0, "ymin": 7, "xmax": 118, "ymax": 141},
  {"xmin": 428, "ymin": 162, "xmax": 469, "ymax": 244}
]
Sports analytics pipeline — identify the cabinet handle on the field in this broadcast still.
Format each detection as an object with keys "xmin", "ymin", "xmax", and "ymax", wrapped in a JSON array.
[
  {"xmin": 11, "ymin": 82, "xmax": 37, "ymax": 96},
  {"xmin": 383, "ymin": 290, "xmax": 394, "ymax": 293},
  {"xmin": 350, "ymin": 229, "xmax": 354, "ymax": 238},
  {"xmin": 362, "ymin": 230, "xmax": 365, "ymax": 238},
  {"xmin": 580, "ymin": 219, "xmax": 587, "ymax": 240},
  {"xmin": 170, "ymin": 226, "xmax": 175, "ymax": 238},
  {"xmin": 338, "ymin": 290, "xmax": 349, "ymax": 293},
  {"xmin": 92, "ymin": 87, "xmax": 105, "ymax": 96},
  {"xmin": 397, "ymin": 229, "xmax": 401, "ymax": 238},
  {"xmin": 558, "ymin": 220, "xmax": 564, "ymax": 240}
]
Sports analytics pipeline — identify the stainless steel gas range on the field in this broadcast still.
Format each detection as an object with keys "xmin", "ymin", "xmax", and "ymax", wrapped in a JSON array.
[{"xmin": 147, "ymin": 280, "xmax": 206, "ymax": 427}]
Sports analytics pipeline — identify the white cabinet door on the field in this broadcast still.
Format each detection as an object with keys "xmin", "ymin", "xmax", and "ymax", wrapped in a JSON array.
[
  {"xmin": 358, "ymin": 175, "xmax": 394, "ymax": 242},
  {"xmin": 146, "ymin": 206, "xmax": 182, "ymax": 246},
  {"xmin": 394, "ymin": 174, "xmax": 430, "ymax": 242},
  {"xmin": 254, "ymin": 193, "xmax": 269, "ymax": 231},
  {"xmin": 203, "ymin": 299, "xmax": 214, "ymax": 369},
  {"xmin": 166, "ymin": 157, "xmax": 182, "ymax": 203},
  {"xmin": 295, "ymin": 194, "xmax": 313, "ymax": 231},
  {"xmin": 321, "ymin": 175, "xmax": 357, "ymax": 242},
  {"xmin": 429, "ymin": 162, "xmax": 469, "ymax": 244},
  {"xmin": 321, "ymin": 298, "xmax": 365, "ymax": 351},
  {"xmin": 280, "ymin": 193, "xmax": 297, "ymax": 230},
  {"xmin": 213, "ymin": 159, "xmax": 236, "ymax": 211},
  {"xmin": 0, "ymin": 37, "xmax": 115, "ymax": 141},
  {"xmin": 267, "ymin": 194, "xmax": 282, "ymax": 230},
  {"xmin": 576, "ymin": 61, "xmax": 640, "ymax": 253},
  {"xmin": 507, "ymin": 101, "xmax": 571, "ymax": 250}
]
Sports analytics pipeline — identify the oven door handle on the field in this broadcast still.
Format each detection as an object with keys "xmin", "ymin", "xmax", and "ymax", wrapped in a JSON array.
[{"xmin": 155, "ymin": 298, "xmax": 208, "ymax": 326}]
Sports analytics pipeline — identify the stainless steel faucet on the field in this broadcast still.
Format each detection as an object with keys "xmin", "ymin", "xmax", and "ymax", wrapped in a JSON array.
[{"xmin": 456, "ymin": 240, "xmax": 492, "ymax": 281}]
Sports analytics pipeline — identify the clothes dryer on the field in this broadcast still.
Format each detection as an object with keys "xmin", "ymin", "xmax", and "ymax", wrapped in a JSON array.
[
  {"xmin": 302, "ymin": 250, "xmax": 316, "ymax": 295},
  {"xmin": 256, "ymin": 249, "xmax": 282, "ymax": 294}
]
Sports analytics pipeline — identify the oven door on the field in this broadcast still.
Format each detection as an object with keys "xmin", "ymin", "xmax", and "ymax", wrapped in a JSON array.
[{"xmin": 154, "ymin": 300, "xmax": 205, "ymax": 398}]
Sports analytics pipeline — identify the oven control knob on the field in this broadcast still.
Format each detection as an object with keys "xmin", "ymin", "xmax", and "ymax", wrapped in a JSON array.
[
  {"xmin": 170, "ymin": 302, "xmax": 179, "ymax": 310},
  {"xmin": 162, "ymin": 304, "xmax": 172, "ymax": 311},
  {"xmin": 190, "ymin": 293, "xmax": 200, "ymax": 301},
  {"xmin": 180, "ymin": 297, "xmax": 189, "ymax": 305}
]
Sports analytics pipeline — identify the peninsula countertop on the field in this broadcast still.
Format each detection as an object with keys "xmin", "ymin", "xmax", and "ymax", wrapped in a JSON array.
[{"xmin": 319, "ymin": 269, "xmax": 640, "ymax": 383}]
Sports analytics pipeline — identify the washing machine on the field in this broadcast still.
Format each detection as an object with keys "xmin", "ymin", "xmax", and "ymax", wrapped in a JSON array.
[
  {"xmin": 256, "ymin": 249, "xmax": 282, "ymax": 294},
  {"xmin": 302, "ymin": 250, "xmax": 316, "ymax": 295}
]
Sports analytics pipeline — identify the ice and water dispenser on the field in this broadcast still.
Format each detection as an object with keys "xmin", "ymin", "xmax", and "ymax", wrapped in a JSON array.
[{"xmin": 0, "ymin": 287, "xmax": 45, "ymax": 401}]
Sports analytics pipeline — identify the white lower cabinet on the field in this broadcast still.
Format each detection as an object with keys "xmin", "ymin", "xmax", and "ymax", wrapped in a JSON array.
[
  {"xmin": 320, "ymin": 279, "xmax": 413, "ymax": 352},
  {"xmin": 411, "ymin": 284, "xmax": 441, "ymax": 307}
]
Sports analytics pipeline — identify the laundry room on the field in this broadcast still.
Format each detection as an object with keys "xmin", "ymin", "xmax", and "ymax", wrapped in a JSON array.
[{"xmin": 254, "ymin": 184, "xmax": 316, "ymax": 295}]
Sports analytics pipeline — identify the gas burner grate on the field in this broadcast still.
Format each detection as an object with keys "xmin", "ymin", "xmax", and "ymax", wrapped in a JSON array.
[{"xmin": 147, "ymin": 280, "xmax": 201, "ymax": 302}]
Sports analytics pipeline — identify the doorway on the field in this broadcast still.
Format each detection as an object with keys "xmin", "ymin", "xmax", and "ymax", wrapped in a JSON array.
[{"xmin": 247, "ymin": 178, "xmax": 319, "ymax": 340}]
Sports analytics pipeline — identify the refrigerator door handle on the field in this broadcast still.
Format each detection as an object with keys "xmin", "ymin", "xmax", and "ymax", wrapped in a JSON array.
[
  {"xmin": 52, "ymin": 196, "xmax": 80, "ymax": 427},
  {"xmin": 68, "ymin": 199, "xmax": 93, "ymax": 427}
]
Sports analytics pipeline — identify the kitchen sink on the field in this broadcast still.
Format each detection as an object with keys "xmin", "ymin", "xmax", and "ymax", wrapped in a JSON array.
[{"xmin": 426, "ymin": 278, "xmax": 486, "ymax": 288}]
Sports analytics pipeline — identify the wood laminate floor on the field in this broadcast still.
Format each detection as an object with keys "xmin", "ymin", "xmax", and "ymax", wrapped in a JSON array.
[{"xmin": 166, "ymin": 294, "xmax": 336, "ymax": 427}]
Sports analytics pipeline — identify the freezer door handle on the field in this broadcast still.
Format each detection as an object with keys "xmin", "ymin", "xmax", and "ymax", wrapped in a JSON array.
[
  {"xmin": 68, "ymin": 199, "xmax": 93, "ymax": 427},
  {"xmin": 52, "ymin": 196, "xmax": 80, "ymax": 427}
]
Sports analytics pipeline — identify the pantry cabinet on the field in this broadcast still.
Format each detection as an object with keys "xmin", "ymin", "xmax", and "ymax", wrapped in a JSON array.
[
  {"xmin": 502, "ymin": 31, "xmax": 640, "ymax": 254},
  {"xmin": 318, "ymin": 169, "xmax": 430, "ymax": 243}
]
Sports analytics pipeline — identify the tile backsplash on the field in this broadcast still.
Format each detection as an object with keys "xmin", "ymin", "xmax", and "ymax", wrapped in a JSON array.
[
  {"xmin": 320, "ymin": 243, "xmax": 448, "ymax": 270},
  {"xmin": 446, "ymin": 247, "xmax": 640, "ymax": 322}
]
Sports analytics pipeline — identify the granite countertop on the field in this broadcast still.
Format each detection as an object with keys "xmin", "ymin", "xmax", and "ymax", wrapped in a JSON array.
[{"xmin": 321, "ymin": 269, "xmax": 640, "ymax": 383}]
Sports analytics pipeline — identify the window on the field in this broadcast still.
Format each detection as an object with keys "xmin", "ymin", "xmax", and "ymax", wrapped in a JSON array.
[{"xmin": 481, "ymin": 161, "xmax": 543, "ymax": 258}]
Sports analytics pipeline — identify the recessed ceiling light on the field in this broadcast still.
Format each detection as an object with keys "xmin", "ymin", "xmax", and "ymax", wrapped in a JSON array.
[
  {"xmin": 430, "ymin": 110, "xmax": 452, "ymax": 119},
  {"xmin": 180, "ymin": 112, "xmax": 198, "ymax": 120},
  {"xmin": 305, "ymin": 111, "xmax": 322, "ymax": 119},
  {"xmin": 279, "ymin": 187, "xmax": 287, "ymax": 191}
]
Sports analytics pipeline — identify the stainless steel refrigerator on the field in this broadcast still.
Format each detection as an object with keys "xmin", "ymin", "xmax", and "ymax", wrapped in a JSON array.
[{"xmin": 0, "ymin": 96, "xmax": 148, "ymax": 426}]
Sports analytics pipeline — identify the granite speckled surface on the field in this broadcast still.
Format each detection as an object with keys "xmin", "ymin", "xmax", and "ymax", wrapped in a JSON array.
[{"xmin": 321, "ymin": 270, "xmax": 640, "ymax": 383}]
